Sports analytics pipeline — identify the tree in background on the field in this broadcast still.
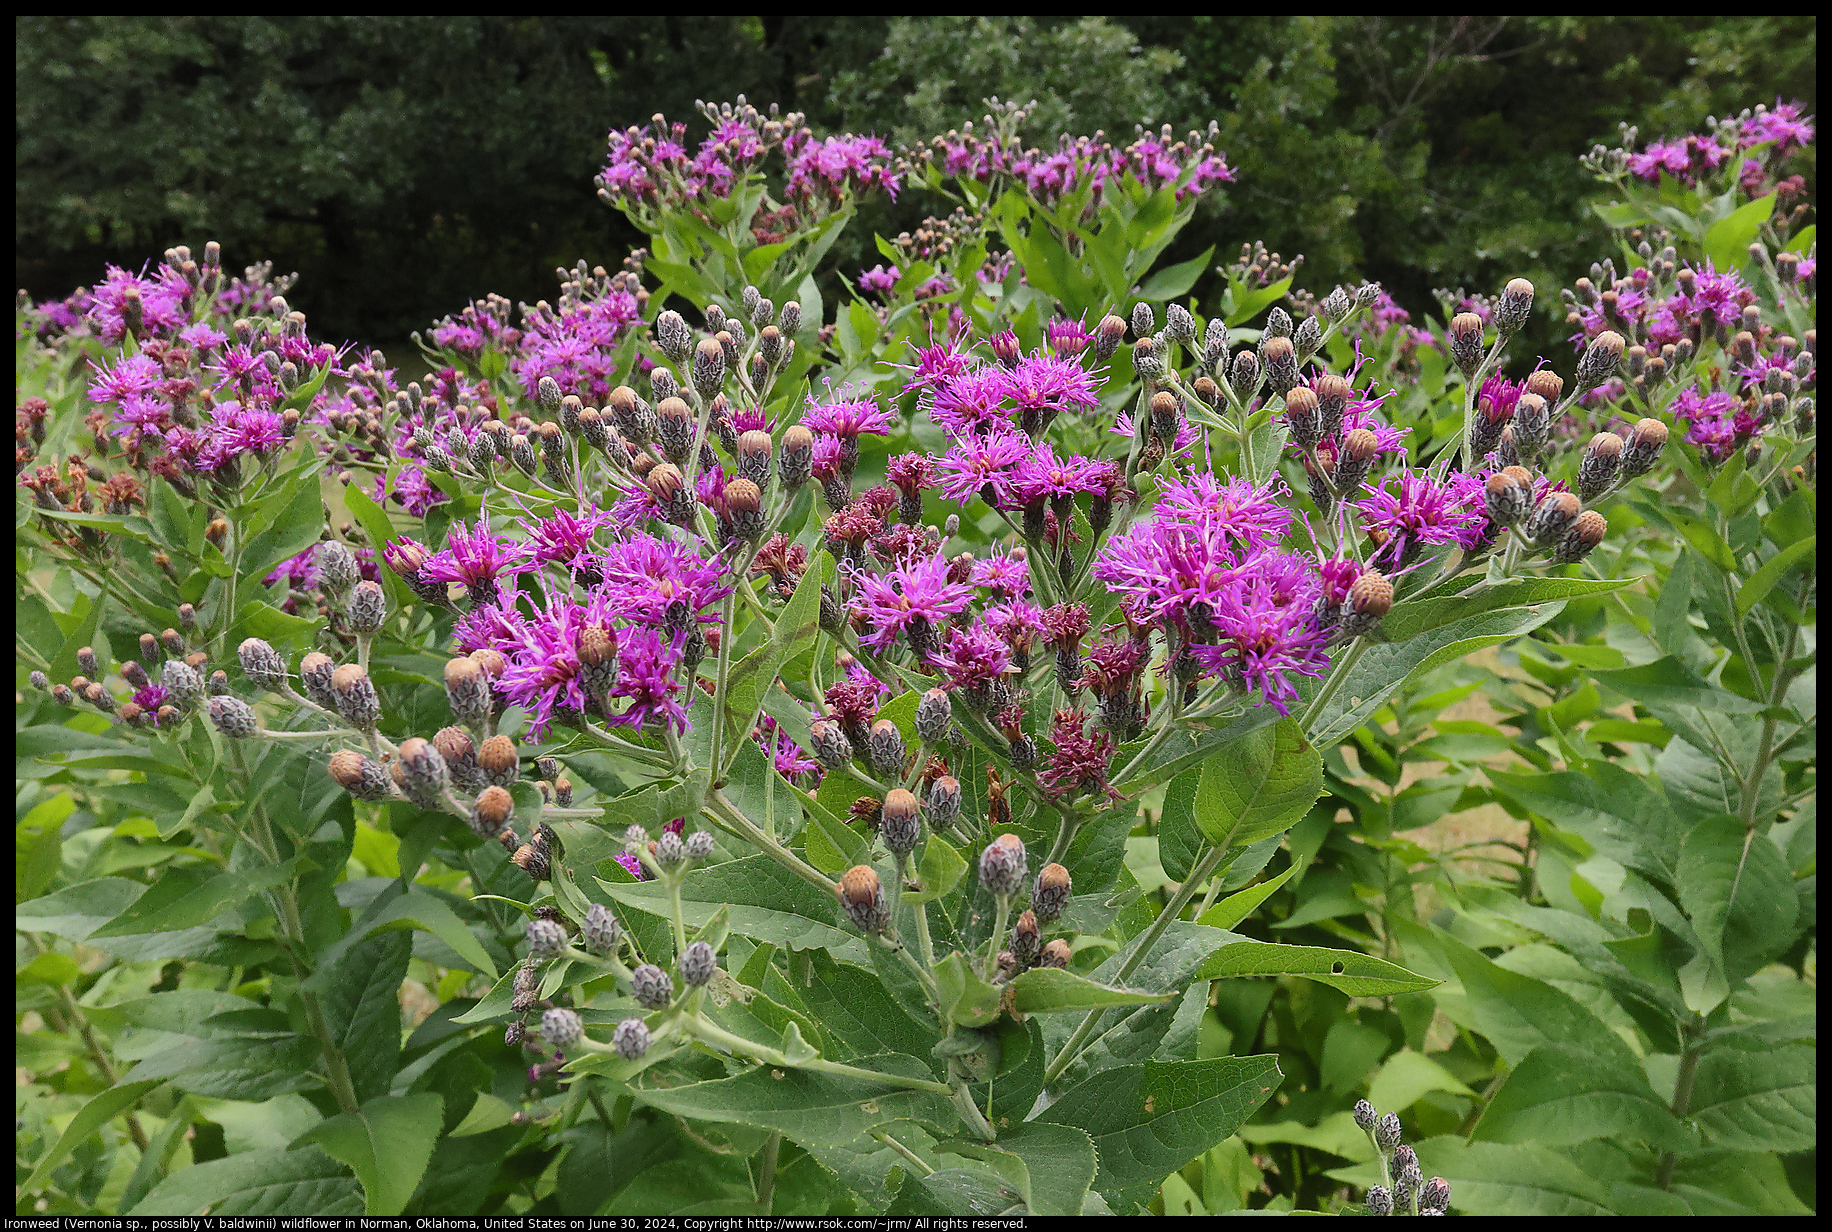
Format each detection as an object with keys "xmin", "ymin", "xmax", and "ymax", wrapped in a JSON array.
[{"xmin": 17, "ymin": 16, "xmax": 1814, "ymax": 357}]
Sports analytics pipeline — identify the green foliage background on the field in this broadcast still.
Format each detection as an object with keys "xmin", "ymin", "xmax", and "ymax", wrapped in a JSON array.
[{"xmin": 16, "ymin": 16, "xmax": 1817, "ymax": 350}]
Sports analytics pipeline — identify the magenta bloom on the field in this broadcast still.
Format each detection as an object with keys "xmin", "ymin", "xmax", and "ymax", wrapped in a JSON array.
[
  {"xmin": 422, "ymin": 517, "xmax": 533, "ymax": 593},
  {"xmin": 803, "ymin": 389, "xmax": 895, "ymax": 438},
  {"xmin": 1009, "ymin": 442, "xmax": 1106, "ymax": 506},
  {"xmin": 971, "ymin": 549, "xmax": 1031, "ymax": 599},
  {"xmin": 1000, "ymin": 352, "xmax": 1102, "ymax": 423},
  {"xmin": 928, "ymin": 365, "xmax": 1015, "ymax": 438},
  {"xmin": 602, "ymin": 626, "xmax": 690, "ymax": 735},
  {"xmin": 522, "ymin": 504, "xmax": 614, "ymax": 566},
  {"xmin": 594, "ymin": 532, "xmax": 732, "ymax": 629},
  {"xmin": 934, "ymin": 429, "xmax": 1031, "ymax": 506},
  {"xmin": 1187, "ymin": 571, "xmax": 1330, "ymax": 715},
  {"xmin": 1153, "ymin": 474, "xmax": 1293, "ymax": 551},
  {"xmin": 1739, "ymin": 101, "xmax": 1814, "ymax": 153},
  {"xmin": 851, "ymin": 553, "xmax": 976, "ymax": 655},
  {"xmin": 195, "ymin": 403, "xmax": 285, "ymax": 471},
  {"xmin": 931, "ymin": 623, "xmax": 1013, "ymax": 695},
  {"xmin": 1354, "ymin": 470, "xmax": 1489, "ymax": 566},
  {"xmin": 858, "ymin": 265, "xmax": 900, "ymax": 295}
]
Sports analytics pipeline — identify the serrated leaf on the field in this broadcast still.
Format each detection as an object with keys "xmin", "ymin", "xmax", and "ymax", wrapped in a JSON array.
[
  {"xmin": 598, "ymin": 853, "xmax": 864, "ymax": 963},
  {"xmin": 308, "ymin": 887, "xmax": 496, "ymax": 984},
  {"xmin": 1687, "ymin": 1043, "xmax": 1815, "ymax": 1152},
  {"xmin": 1193, "ymin": 717, "xmax": 1323, "ymax": 850},
  {"xmin": 1472, "ymin": 1043, "xmax": 1693, "ymax": 1150},
  {"xmin": 294, "ymin": 1094, "xmax": 443, "ymax": 1216},
  {"xmin": 89, "ymin": 858, "xmax": 301, "ymax": 937},
  {"xmin": 1438, "ymin": 934, "xmax": 1638, "ymax": 1070},
  {"xmin": 18, "ymin": 1079, "xmax": 162, "ymax": 1197},
  {"xmin": 1736, "ymin": 535, "xmax": 1815, "ymax": 616},
  {"xmin": 1039, "ymin": 1056, "xmax": 1281, "ymax": 1203},
  {"xmin": 1383, "ymin": 576, "xmax": 1635, "ymax": 643},
  {"xmin": 1677, "ymin": 816, "xmax": 1799, "ymax": 981},
  {"xmin": 630, "ymin": 1052, "xmax": 954, "ymax": 1148},
  {"xmin": 128, "ymin": 1145, "xmax": 362, "ymax": 1216}
]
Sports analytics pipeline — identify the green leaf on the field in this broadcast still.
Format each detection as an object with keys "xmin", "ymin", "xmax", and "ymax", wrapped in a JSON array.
[
  {"xmin": 309, "ymin": 887, "xmax": 497, "ymax": 984},
  {"xmin": 1486, "ymin": 765, "xmax": 1679, "ymax": 882},
  {"xmin": 448, "ymin": 1092, "xmax": 518, "ymax": 1137},
  {"xmin": 1669, "ymin": 1147, "xmax": 1814, "ymax": 1215},
  {"xmin": 1135, "ymin": 246, "xmax": 1214, "ymax": 301},
  {"xmin": 318, "ymin": 930, "xmax": 413, "ymax": 1104},
  {"xmin": 935, "ymin": 951, "xmax": 1004, "ymax": 1028},
  {"xmin": 122, "ymin": 1033, "xmax": 321, "ymax": 1100},
  {"xmin": 128, "ymin": 1145, "xmax": 362, "ymax": 1216},
  {"xmin": 793, "ymin": 949, "xmax": 942, "ymax": 1063},
  {"xmin": 89, "ymin": 858, "xmax": 302, "ymax": 937},
  {"xmin": 599, "ymin": 853, "xmax": 865, "ymax": 964},
  {"xmin": 18, "ymin": 1079, "xmax": 162, "ymax": 1197},
  {"xmin": 1659, "ymin": 507, "xmax": 1737, "ymax": 572},
  {"xmin": 1687, "ymin": 1043, "xmax": 1814, "ymax": 1153},
  {"xmin": 906, "ymin": 835, "xmax": 966, "ymax": 903},
  {"xmin": 1305, "ymin": 602, "xmax": 1569, "ymax": 748},
  {"xmin": 1472, "ymin": 1043, "xmax": 1693, "ymax": 1150},
  {"xmin": 1190, "ymin": 934, "xmax": 1438, "ymax": 997},
  {"xmin": 629, "ymin": 1053, "xmax": 954, "ymax": 1148},
  {"xmin": 1007, "ymin": 968, "xmax": 1172, "ymax": 1015},
  {"xmin": 1038, "ymin": 1056, "xmax": 1281, "ymax": 1205},
  {"xmin": 1192, "ymin": 717, "xmax": 1323, "ymax": 850},
  {"xmin": 1439, "ymin": 934, "xmax": 1638, "ymax": 1070},
  {"xmin": 1677, "ymin": 816, "xmax": 1799, "ymax": 981},
  {"xmin": 1366, "ymin": 1049, "xmax": 1476, "ymax": 1115},
  {"xmin": 1196, "ymin": 865, "xmax": 1297, "ymax": 931},
  {"xmin": 1384, "ymin": 576, "xmax": 1636, "ymax": 643},
  {"xmin": 239, "ymin": 478, "xmax": 328, "ymax": 585},
  {"xmin": 722, "ymin": 552, "xmax": 824, "ymax": 754},
  {"xmin": 1222, "ymin": 275, "xmax": 1294, "ymax": 327},
  {"xmin": 1703, "ymin": 192, "xmax": 1777, "ymax": 272},
  {"xmin": 293, "ymin": 1094, "xmax": 444, "ymax": 1216},
  {"xmin": 989, "ymin": 1121, "xmax": 1098, "ymax": 1216},
  {"xmin": 1736, "ymin": 535, "xmax": 1815, "ymax": 616},
  {"xmin": 1590, "ymin": 656, "xmax": 1765, "ymax": 714}
]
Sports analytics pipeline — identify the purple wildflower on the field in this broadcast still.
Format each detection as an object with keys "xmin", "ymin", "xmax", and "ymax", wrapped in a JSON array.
[
  {"xmin": 602, "ymin": 626, "xmax": 690, "ymax": 735},
  {"xmin": 851, "ymin": 553, "xmax": 976, "ymax": 656}
]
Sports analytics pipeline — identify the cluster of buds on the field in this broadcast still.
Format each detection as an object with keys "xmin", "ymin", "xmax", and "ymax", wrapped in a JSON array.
[
  {"xmin": 620, "ymin": 821, "xmax": 716, "ymax": 881},
  {"xmin": 30, "ymin": 625, "xmax": 220, "ymax": 732},
  {"xmin": 1352, "ymin": 1101, "xmax": 1451, "ymax": 1216}
]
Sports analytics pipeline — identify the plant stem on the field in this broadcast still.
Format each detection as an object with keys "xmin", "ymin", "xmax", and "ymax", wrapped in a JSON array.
[
  {"xmin": 756, "ymin": 1131, "xmax": 782, "ymax": 1209},
  {"xmin": 1299, "ymin": 637, "xmax": 1371, "ymax": 735},
  {"xmin": 680, "ymin": 1014, "xmax": 954, "ymax": 1095},
  {"xmin": 872, "ymin": 1129, "xmax": 936, "ymax": 1176},
  {"xmin": 1043, "ymin": 841, "xmax": 1231, "ymax": 1087},
  {"xmin": 1657, "ymin": 1024, "xmax": 1705, "ymax": 1190}
]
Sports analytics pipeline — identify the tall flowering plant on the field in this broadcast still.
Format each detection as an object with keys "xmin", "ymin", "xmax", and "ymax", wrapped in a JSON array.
[{"xmin": 16, "ymin": 98, "xmax": 1805, "ymax": 1219}]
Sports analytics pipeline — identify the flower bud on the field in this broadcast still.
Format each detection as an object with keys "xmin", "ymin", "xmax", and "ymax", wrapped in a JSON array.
[
  {"xmin": 77, "ymin": 646, "xmax": 101, "ymax": 677},
  {"xmin": 631, "ymin": 962, "xmax": 674, "ymax": 1008},
  {"xmin": 478, "ymin": 734, "xmax": 519, "ymax": 787},
  {"xmin": 582, "ymin": 903, "xmax": 621, "ymax": 955},
  {"xmin": 912, "ymin": 688, "xmax": 954, "ymax": 744},
  {"xmin": 395, "ymin": 736, "xmax": 449, "ymax": 807},
  {"xmin": 346, "ymin": 580, "xmax": 386, "ymax": 634},
  {"xmin": 1130, "ymin": 301, "xmax": 1156, "ymax": 338},
  {"xmin": 880, "ymin": 789, "xmax": 922, "ymax": 856},
  {"xmin": 1032, "ymin": 862, "xmax": 1071, "ymax": 921},
  {"xmin": 1365, "ymin": 1185, "xmax": 1393, "ymax": 1217},
  {"xmin": 1576, "ymin": 432, "xmax": 1624, "ymax": 501},
  {"xmin": 1496, "ymin": 278, "xmax": 1534, "ymax": 336},
  {"xmin": 512, "ymin": 841, "xmax": 551, "ymax": 881},
  {"xmin": 329, "ymin": 663, "xmax": 379, "ymax": 729},
  {"xmin": 810, "ymin": 719, "xmax": 855, "ymax": 769},
  {"xmin": 1523, "ymin": 369, "xmax": 1563, "ymax": 405},
  {"xmin": 1038, "ymin": 939, "xmax": 1072, "ymax": 969},
  {"xmin": 1419, "ymin": 1176, "xmax": 1451, "ymax": 1215},
  {"xmin": 330, "ymin": 749, "xmax": 392, "ymax": 800},
  {"xmin": 1511, "ymin": 393, "xmax": 1550, "ymax": 459},
  {"xmin": 613, "ymin": 1017, "xmax": 651, "ymax": 1059},
  {"xmin": 1449, "ymin": 312, "xmax": 1486, "ymax": 376},
  {"xmin": 1009, "ymin": 909, "xmax": 1041, "ymax": 968},
  {"xmin": 685, "ymin": 830, "xmax": 715, "ymax": 860},
  {"xmin": 536, "ymin": 375, "xmax": 563, "ymax": 415},
  {"xmin": 680, "ymin": 940, "xmax": 717, "ymax": 986},
  {"xmin": 526, "ymin": 917, "xmax": 568, "ymax": 958},
  {"xmin": 867, "ymin": 718, "xmax": 906, "ymax": 777},
  {"xmin": 979, "ymin": 833, "xmax": 1028, "ymax": 898},
  {"xmin": 724, "ymin": 477, "xmax": 764, "ymax": 541},
  {"xmin": 541, "ymin": 1006, "xmax": 583, "ymax": 1047},
  {"xmin": 1131, "ymin": 337, "xmax": 1163, "ymax": 380},
  {"xmin": 1340, "ymin": 570, "xmax": 1393, "ymax": 639},
  {"xmin": 655, "ymin": 310, "xmax": 691, "ymax": 363},
  {"xmin": 1375, "ymin": 1112, "xmax": 1403, "ymax": 1152},
  {"xmin": 1525, "ymin": 490, "xmax": 1581, "ymax": 548},
  {"xmin": 1483, "ymin": 470, "xmax": 1530, "ymax": 527},
  {"xmin": 238, "ymin": 638, "xmax": 288, "ymax": 691},
  {"xmin": 504, "ymin": 1021, "xmax": 526, "ymax": 1048},
  {"xmin": 1333, "ymin": 428, "xmax": 1379, "ymax": 493},
  {"xmin": 924, "ymin": 775, "xmax": 962, "ymax": 830},
  {"xmin": 50, "ymin": 684, "xmax": 75, "ymax": 707},
  {"xmin": 207, "ymin": 695, "xmax": 259, "ymax": 738},
  {"xmin": 1282, "ymin": 386, "xmax": 1321, "ymax": 448},
  {"xmin": 469, "ymin": 785, "xmax": 514, "ymax": 838},
  {"xmin": 654, "ymin": 830, "xmax": 686, "ymax": 870},
  {"xmin": 1576, "ymin": 330, "xmax": 1624, "ymax": 391},
  {"xmin": 1229, "ymin": 348, "xmax": 1260, "ymax": 398},
  {"xmin": 1552, "ymin": 509, "xmax": 1608, "ymax": 564},
  {"xmin": 1092, "ymin": 314, "xmax": 1128, "ymax": 362},
  {"xmin": 1353, "ymin": 1099, "xmax": 1378, "ymax": 1132},
  {"xmin": 655, "ymin": 396, "xmax": 694, "ymax": 464},
  {"xmin": 1313, "ymin": 373, "xmax": 1352, "ymax": 443},
  {"xmin": 159, "ymin": 656, "xmax": 203, "ymax": 707},
  {"xmin": 838, "ymin": 865, "xmax": 889, "ymax": 933},
  {"xmin": 84, "ymin": 683, "xmax": 116, "ymax": 713},
  {"xmin": 1622, "ymin": 417, "xmax": 1668, "ymax": 478},
  {"xmin": 511, "ymin": 962, "xmax": 543, "ymax": 1013},
  {"xmin": 1261, "ymin": 335, "xmax": 1299, "ymax": 395}
]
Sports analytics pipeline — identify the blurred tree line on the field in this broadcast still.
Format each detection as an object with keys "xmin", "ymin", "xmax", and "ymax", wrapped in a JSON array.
[{"xmin": 17, "ymin": 16, "xmax": 1816, "ymax": 356}]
